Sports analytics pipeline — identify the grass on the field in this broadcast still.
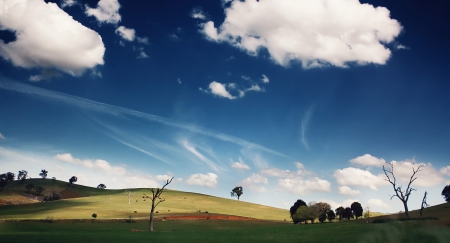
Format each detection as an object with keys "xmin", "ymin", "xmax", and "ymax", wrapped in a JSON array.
[
  {"xmin": 0, "ymin": 219, "xmax": 449, "ymax": 243},
  {"xmin": 0, "ymin": 179, "xmax": 289, "ymax": 220}
]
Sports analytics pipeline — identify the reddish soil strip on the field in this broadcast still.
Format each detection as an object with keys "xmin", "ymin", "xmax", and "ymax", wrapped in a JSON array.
[{"xmin": 160, "ymin": 214, "xmax": 258, "ymax": 221}]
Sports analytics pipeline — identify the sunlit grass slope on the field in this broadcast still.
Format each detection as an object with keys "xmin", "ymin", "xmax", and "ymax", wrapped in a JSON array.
[{"xmin": 0, "ymin": 179, "xmax": 289, "ymax": 221}]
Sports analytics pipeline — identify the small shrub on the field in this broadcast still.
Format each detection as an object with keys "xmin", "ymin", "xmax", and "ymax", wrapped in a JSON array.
[
  {"xmin": 92, "ymin": 213, "xmax": 97, "ymax": 219},
  {"xmin": 205, "ymin": 211, "xmax": 209, "ymax": 214},
  {"xmin": 45, "ymin": 216, "xmax": 54, "ymax": 223},
  {"xmin": 34, "ymin": 185, "xmax": 45, "ymax": 195},
  {"xmin": 156, "ymin": 211, "xmax": 159, "ymax": 213}
]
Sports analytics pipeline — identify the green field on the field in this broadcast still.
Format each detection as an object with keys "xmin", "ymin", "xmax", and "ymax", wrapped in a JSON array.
[{"xmin": 1, "ymin": 179, "xmax": 449, "ymax": 243}]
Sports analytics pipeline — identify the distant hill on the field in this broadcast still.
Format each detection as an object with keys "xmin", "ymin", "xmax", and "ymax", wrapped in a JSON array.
[{"xmin": 0, "ymin": 179, "xmax": 289, "ymax": 221}]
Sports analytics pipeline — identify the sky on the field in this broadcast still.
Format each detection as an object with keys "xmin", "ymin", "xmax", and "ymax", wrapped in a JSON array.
[{"xmin": 0, "ymin": 0, "xmax": 449, "ymax": 214}]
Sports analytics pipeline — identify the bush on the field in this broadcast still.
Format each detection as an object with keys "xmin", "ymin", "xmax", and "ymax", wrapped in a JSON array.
[
  {"xmin": 92, "ymin": 213, "xmax": 97, "ymax": 219},
  {"xmin": 43, "ymin": 191, "xmax": 61, "ymax": 202},
  {"xmin": 34, "ymin": 185, "xmax": 45, "ymax": 195}
]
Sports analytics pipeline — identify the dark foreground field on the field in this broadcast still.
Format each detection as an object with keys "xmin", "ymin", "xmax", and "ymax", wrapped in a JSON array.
[{"xmin": 1, "ymin": 219, "xmax": 449, "ymax": 243}]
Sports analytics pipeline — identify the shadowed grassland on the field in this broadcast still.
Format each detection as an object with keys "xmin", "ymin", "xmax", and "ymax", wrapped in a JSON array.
[
  {"xmin": 0, "ymin": 179, "xmax": 288, "ymax": 220},
  {"xmin": 0, "ymin": 220, "xmax": 449, "ymax": 243}
]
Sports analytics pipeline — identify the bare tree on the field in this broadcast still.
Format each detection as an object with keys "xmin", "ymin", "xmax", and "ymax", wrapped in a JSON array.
[
  {"xmin": 383, "ymin": 162, "xmax": 424, "ymax": 218},
  {"xmin": 420, "ymin": 191, "xmax": 429, "ymax": 217},
  {"xmin": 148, "ymin": 177, "xmax": 173, "ymax": 231},
  {"xmin": 125, "ymin": 190, "xmax": 134, "ymax": 204}
]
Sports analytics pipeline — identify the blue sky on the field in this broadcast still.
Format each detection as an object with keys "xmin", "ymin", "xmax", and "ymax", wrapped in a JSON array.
[{"xmin": 1, "ymin": 0, "xmax": 449, "ymax": 213}]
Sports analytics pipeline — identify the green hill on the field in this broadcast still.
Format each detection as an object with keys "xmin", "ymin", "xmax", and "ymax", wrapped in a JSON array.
[{"xmin": 0, "ymin": 179, "xmax": 289, "ymax": 221}]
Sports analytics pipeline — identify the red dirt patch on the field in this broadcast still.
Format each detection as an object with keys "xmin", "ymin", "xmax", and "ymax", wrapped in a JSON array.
[{"xmin": 60, "ymin": 189, "xmax": 82, "ymax": 199}]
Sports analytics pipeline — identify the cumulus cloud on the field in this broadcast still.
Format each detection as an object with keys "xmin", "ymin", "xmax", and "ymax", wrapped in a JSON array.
[
  {"xmin": 186, "ymin": 173, "xmax": 218, "ymax": 188},
  {"xmin": 137, "ymin": 37, "xmax": 149, "ymax": 45},
  {"xmin": 385, "ymin": 160, "xmax": 444, "ymax": 187},
  {"xmin": 334, "ymin": 167, "xmax": 387, "ymax": 190},
  {"xmin": 441, "ymin": 166, "xmax": 450, "ymax": 176},
  {"xmin": 368, "ymin": 198, "xmax": 392, "ymax": 210},
  {"xmin": 0, "ymin": 0, "xmax": 105, "ymax": 76},
  {"xmin": 338, "ymin": 186, "xmax": 361, "ymax": 196},
  {"xmin": 0, "ymin": 133, "xmax": 5, "ymax": 140},
  {"xmin": 349, "ymin": 154, "xmax": 386, "ymax": 167},
  {"xmin": 61, "ymin": 0, "xmax": 77, "ymax": 8},
  {"xmin": 190, "ymin": 7, "xmax": 207, "ymax": 20},
  {"xmin": 231, "ymin": 159, "xmax": 251, "ymax": 171},
  {"xmin": 200, "ymin": 0, "xmax": 402, "ymax": 68},
  {"xmin": 201, "ymin": 81, "xmax": 235, "ymax": 99},
  {"xmin": 200, "ymin": 80, "xmax": 264, "ymax": 100},
  {"xmin": 85, "ymin": 0, "xmax": 121, "ymax": 24},
  {"xmin": 115, "ymin": 26, "xmax": 135, "ymax": 41},
  {"xmin": 278, "ymin": 177, "xmax": 331, "ymax": 194},
  {"xmin": 261, "ymin": 74, "xmax": 269, "ymax": 83},
  {"xmin": 240, "ymin": 173, "xmax": 268, "ymax": 193},
  {"xmin": 54, "ymin": 153, "xmax": 126, "ymax": 176}
]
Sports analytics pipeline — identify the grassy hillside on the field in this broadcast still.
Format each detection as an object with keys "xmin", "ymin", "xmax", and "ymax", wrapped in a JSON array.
[{"xmin": 0, "ymin": 179, "xmax": 289, "ymax": 221}]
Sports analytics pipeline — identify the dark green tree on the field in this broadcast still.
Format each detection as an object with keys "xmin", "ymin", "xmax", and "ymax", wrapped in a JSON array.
[
  {"xmin": 69, "ymin": 176, "xmax": 77, "ymax": 187},
  {"xmin": 97, "ymin": 184, "xmax": 107, "ymax": 189},
  {"xmin": 335, "ymin": 206, "xmax": 344, "ymax": 221},
  {"xmin": 230, "ymin": 186, "xmax": 243, "ymax": 200},
  {"xmin": 318, "ymin": 212, "xmax": 327, "ymax": 223},
  {"xmin": 17, "ymin": 170, "xmax": 28, "ymax": 182},
  {"xmin": 26, "ymin": 183, "xmax": 35, "ymax": 192},
  {"xmin": 442, "ymin": 185, "xmax": 450, "ymax": 203},
  {"xmin": 293, "ymin": 205, "xmax": 313, "ymax": 224},
  {"xmin": 290, "ymin": 199, "xmax": 307, "ymax": 224},
  {"xmin": 5, "ymin": 172, "xmax": 15, "ymax": 181},
  {"xmin": 0, "ymin": 177, "xmax": 7, "ymax": 192},
  {"xmin": 39, "ymin": 169, "xmax": 48, "ymax": 179},
  {"xmin": 327, "ymin": 210, "xmax": 336, "ymax": 222},
  {"xmin": 351, "ymin": 202, "xmax": 363, "ymax": 219},
  {"xmin": 343, "ymin": 207, "xmax": 353, "ymax": 220}
]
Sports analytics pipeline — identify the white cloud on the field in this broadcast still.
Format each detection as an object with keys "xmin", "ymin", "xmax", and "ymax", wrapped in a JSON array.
[
  {"xmin": 240, "ymin": 173, "xmax": 268, "ymax": 193},
  {"xmin": 29, "ymin": 75, "xmax": 44, "ymax": 82},
  {"xmin": 260, "ymin": 168, "xmax": 292, "ymax": 178},
  {"xmin": 137, "ymin": 50, "xmax": 148, "ymax": 59},
  {"xmin": 204, "ymin": 81, "xmax": 236, "ymax": 100},
  {"xmin": 368, "ymin": 198, "xmax": 392, "ymax": 210},
  {"xmin": 334, "ymin": 167, "xmax": 387, "ymax": 190},
  {"xmin": 136, "ymin": 37, "xmax": 149, "ymax": 44},
  {"xmin": 200, "ymin": 0, "xmax": 401, "ymax": 68},
  {"xmin": 0, "ymin": 0, "xmax": 105, "ymax": 76},
  {"xmin": 440, "ymin": 166, "xmax": 450, "ymax": 176},
  {"xmin": 261, "ymin": 74, "xmax": 269, "ymax": 83},
  {"xmin": 386, "ymin": 160, "xmax": 444, "ymax": 187},
  {"xmin": 61, "ymin": 0, "xmax": 77, "ymax": 8},
  {"xmin": 349, "ymin": 154, "xmax": 386, "ymax": 167},
  {"xmin": 182, "ymin": 140, "xmax": 221, "ymax": 172},
  {"xmin": 277, "ymin": 177, "xmax": 331, "ymax": 194},
  {"xmin": 338, "ymin": 186, "xmax": 361, "ymax": 196},
  {"xmin": 186, "ymin": 173, "xmax": 218, "ymax": 188},
  {"xmin": 190, "ymin": 7, "xmax": 207, "ymax": 20},
  {"xmin": 85, "ymin": 0, "xmax": 121, "ymax": 24},
  {"xmin": 54, "ymin": 153, "xmax": 126, "ymax": 176},
  {"xmin": 301, "ymin": 106, "xmax": 314, "ymax": 150},
  {"xmin": 155, "ymin": 174, "xmax": 174, "ymax": 182},
  {"xmin": 177, "ymin": 78, "xmax": 182, "ymax": 84},
  {"xmin": 0, "ymin": 133, "xmax": 5, "ymax": 140},
  {"xmin": 231, "ymin": 159, "xmax": 251, "ymax": 171},
  {"xmin": 115, "ymin": 26, "xmax": 135, "ymax": 41}
]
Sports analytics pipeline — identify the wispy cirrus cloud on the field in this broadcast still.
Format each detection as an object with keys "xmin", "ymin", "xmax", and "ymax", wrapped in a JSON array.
[
  {"xmin": 301, "ymin": 105, "xmax": 314, "ymax": 150},
  {"xmin": 0, "ymin": 76, "xmax": 288, "ymax": 159},
  {"xmin": 0, "ymin": 133, "xmax": 5, "ymax": 140}
]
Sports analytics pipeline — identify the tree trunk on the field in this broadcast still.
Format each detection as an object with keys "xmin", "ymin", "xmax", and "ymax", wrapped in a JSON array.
[
  {"xmin": 403, "ymin": 201, "xmax": 409, "ymax": 218},
  {"xmin": 149, "ymin": 201, "xmax": 155, "ymax": 231}
]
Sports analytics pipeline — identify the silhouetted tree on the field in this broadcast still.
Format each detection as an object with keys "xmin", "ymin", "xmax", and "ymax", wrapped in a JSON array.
[
  {"xmin": 97, "ymin": 184, "xmax": 107, "ymax": 189},
  {"xmin": 230, "ymin": 186, "xmax": 243, "ymax": 200},
  {"xmin": 420, "ymin": 191, "xmax": 429, "ymax": 217},
  {"xmin": 351, "ymin": 202, "xmax": 363, "ymax": 219},
  {"xmin": 327, "ymin": 210, "xmax": 336, "ymax": 222},
  {"xmin": 0, "ymin": 177, "xmax": 7, "ymax": 192},
  {"xmin": 39, "ymin": 169, "xmax": 48, "ymax": 179},
  {"xmin": 69, "ymin": 176, "xmax": 77, "ymax": 187},
  {"xmin": 5, "ymin": 172, "xmax": 15, "ymax": 181},
  {"xmin": 318, "ymin": 212, "xmax": 327, "ymax": 223},
  {"xmin": 17, "ymin": 170, "xmax": 28, "ymax": 182},
  {"xmin": 309, "ymin": 202, "xmax": 332, "ymax": 220},
  {"xmin": 335, "ymin": 206, "xmax": 344, "ymax": 221},
  {"xmin": 25, "ymin": 183, "xmax": 35, "ymax": 192},
  {"xmin": 148, "ymin": 177, "xmax": 174, "ymax": 231},
  {"xmin": 383, "ymin": 162, "xmax": 424, "ymax": 218},
  {"xmin": 442, "ymin": 185, "xmax": 450, "ymax": 203},
  {"xmin": 290, "ymin": 199, "xmax": 307, "ymax": 224},
  {"xmin": 343, "ymin": 207, "xmax": 353, "ymax": 220}
]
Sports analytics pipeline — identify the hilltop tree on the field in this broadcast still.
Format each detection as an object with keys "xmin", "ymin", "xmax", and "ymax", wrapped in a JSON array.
[
  {"xmin": 290, "ymin": 199, "xmax": 307, "ymax": 224},
  {"xmin": 335, "ymin": 206, "xmax": 344, "ymax": 221},
  {"xmin": 0, "ymin": 177, "xmax": 7, "ymax": 192},
  {"xmin": 97, "ymin": 184, "xmax": 107, "ymax": 189},
  {"xmin": 351, "ymin": 202, "xmax": 363, "ymax": 219},
  {"xmin": 17, "ymin": 170, "xmax": 28, "ymax": 182},
  {"xmin": 5, "ymin": 172, "xmax": 15, "ymax": 181},
  {"xmin": 148, "ymin": 177, "xmax": 174, "ymax": 231},
  {"xmin": 230, "ymin": 186, "xmax": 243, "ymax": 200},
  {"xmin": 383, "ymin": 162, "xmax": 424, "ymax": 218},
  {"xmin": 39, "ymin": 169, "xmax": 48, "ymax": 179},
  {"xmin": 327, "ymin": 210, "xmax": 336, "ymax": 222},
  {"xmin": 442, "ymin": 185, "xmax": 450, "ymax": 203},
  {"xmin": 343, "ymin": 207, "xmax": 353, "ymax": 220},
  {"xmin": 69, "ymin": 176, "xmax": 77, "ymax": 187}
]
